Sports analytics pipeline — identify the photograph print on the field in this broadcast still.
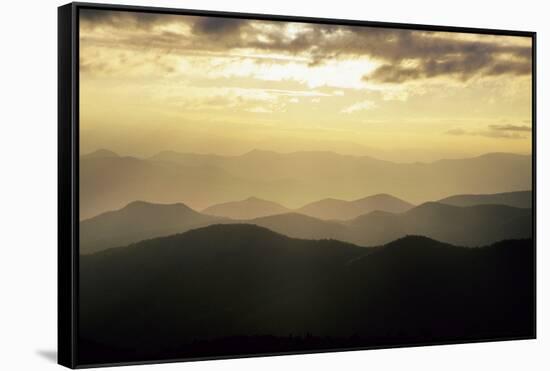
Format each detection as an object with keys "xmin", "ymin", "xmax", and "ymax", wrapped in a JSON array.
[{"xmin": 76, "ymin": 6, "xmax": 535, "ymax": 366}]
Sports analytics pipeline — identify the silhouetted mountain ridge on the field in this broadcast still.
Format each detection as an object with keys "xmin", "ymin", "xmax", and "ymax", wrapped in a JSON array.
[
  {"xmin": 438, "ymin": 190, "xmax": 532, "ymax": 208},
  {"xmin": 79, "ymin": 224, "xmax": 534, "ymax": 364},
  {"xmin": 203, "ymin": 197, "xmax": 290, "ymax": 219},
  {"xmin": 348, "ymin": 202, "xmax": 531, "ymax": 246},
  {"xmin": 250, "ymin": 212, "xmax": 349, "ymax": 241},
  {"xmin": 81, "ymin": 149, "xmax": 119, "ymax": 159},
  {"xmin": 80, "ymin": 195, "xmax": 532, "ymax": 254},
  {"xmin": 297, "ymin": 193, "xmax": 413, "ymax": 220},
  {"xmin": 80, "ymin": 200, "xmax": 224, "ymax": 254}
]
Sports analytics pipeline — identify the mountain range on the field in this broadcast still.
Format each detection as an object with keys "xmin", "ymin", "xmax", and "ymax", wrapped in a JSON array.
[
  {"xmin": 76, "ymin": 148, "xmax": 534, "ymax": 365},
  {"xmin": 295, "ymin": 194, "xmax": 413, "ymax": 220},
  {"xmin": 203, "ymin": 197, "xmax": 290, "ymax": 219},
  {"xmin": 79, "ymin": 191, "xmax": 532, "ymax": 254},
  {"xmin": 202, "ymin": 193, "xmax": 413, "ymax": 220},
  {"xmin": 79, "ymin": 224, "xmax": 534, "ymax": 364},
  {"xmin": 346, "ymin": 201, "xmax": 531, "ymax": 246},
  {"xmin": 253, "ymin": 202, "xmax": 531, "ymax": 247},
  {"xmin": 80, "ymin": 201, "xmax": 223, "ymax": 254},
  {"xmin": 80, "ymin": 149, "xmax": 531, "ymax": 219},
  {"xmin": 437, "ymin": 190, "xmax": 532, "ymax": 209}
]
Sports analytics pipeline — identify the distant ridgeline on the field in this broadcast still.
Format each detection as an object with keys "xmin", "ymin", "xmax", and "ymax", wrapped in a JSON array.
[
  {"xmin": 80, "ymin": 190, "xmax": 532, "ymax": 254},
  {"xmin": 79, "ymin": 149, "xmax": 532, "ymax": 220},
  {"xmin": 79, "ymin": 224, "xmax": 534, "ymax": 364}
]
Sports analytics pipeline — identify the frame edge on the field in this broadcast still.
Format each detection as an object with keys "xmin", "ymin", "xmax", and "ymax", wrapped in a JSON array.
[
  {"xmin": 72, "ymin": 1, "xmax": 536, "ymax": 36},
  {"xmin": 58, "ymin": 2, "xmax": 78, "ymax": 369}
]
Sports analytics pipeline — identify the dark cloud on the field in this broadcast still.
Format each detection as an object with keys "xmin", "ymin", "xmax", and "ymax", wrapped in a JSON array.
[
  {"xmin": 364, "ymin": 39, "xmax": 530, "ymax": 83},
  {"xmin": 80, "ymin": 9, "xmax": 532, "ymax": 83},
  {"xmin": 485, "ymin": 61, "xmax": 532, "ymax": 76},
  {"xmin": 366, "ymin": 65, "xmax": 421, "ymax": 83},
  {"xmin": 80, "ymin": 9, "xmax": 112, "ymax": 23},
  {"xmin": 192, "ymin": 17, "xmax": 249, "ymax": 35},
  {"xmin": 80, "ymin": 9, "xmax": 180, "ymax": 30}
]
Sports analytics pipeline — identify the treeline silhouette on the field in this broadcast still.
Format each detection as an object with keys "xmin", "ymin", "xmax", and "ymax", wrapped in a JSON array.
[{"xmin": 79, "ymin": 225, "xmax": 534, "ymax": 365}]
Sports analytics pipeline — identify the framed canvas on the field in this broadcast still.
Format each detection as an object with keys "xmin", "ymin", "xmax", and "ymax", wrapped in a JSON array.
[{"xmin": 58, "ymin": 2, "xmax": 536, "ymax": 368}]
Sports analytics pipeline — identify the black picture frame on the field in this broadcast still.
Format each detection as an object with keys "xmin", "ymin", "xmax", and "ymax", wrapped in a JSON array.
[{"xmin": 58, "ymin": 2, "xmax": 537, "ymax": 368}]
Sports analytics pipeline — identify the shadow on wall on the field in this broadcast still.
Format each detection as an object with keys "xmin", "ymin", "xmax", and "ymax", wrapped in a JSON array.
[{"xmin": 36, "ymin": 350, "xmax": 57, "ymax": 363}]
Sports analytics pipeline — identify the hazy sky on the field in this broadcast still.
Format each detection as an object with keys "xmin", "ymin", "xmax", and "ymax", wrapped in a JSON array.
[{"xmin": 79, "ymin": 9, "xmax": 532, "ymax": 162}]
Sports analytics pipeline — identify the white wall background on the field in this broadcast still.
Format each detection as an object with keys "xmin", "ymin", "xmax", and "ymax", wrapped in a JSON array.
[{"xmin": 0, "ymin": 0, "xmax": 546, "ymax": 369}]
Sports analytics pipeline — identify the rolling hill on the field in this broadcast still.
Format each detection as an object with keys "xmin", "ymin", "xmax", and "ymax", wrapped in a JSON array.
[
  {"xmin": 80, "ymin": 198, "xmax": 533, "ymax": 254},
  {"xmin": 203, "ymin": 197, "xmax": 290, "ymax": 219},
  {"xmin": 297, "ymin": 194, "xmax": 413, "ymax": 220},
  {"xmin": 81, "ymin": 149, "xmax": 119, "ymax": 160},
  {"xmin": 203, "ymin": 194, "xmax": 413, "ymax": 221},
  {"xmin": 249, "ymin": 202, "xmax": 531, "ymax": 247},
  {"xmin": 79, "ymin": 201, "xmax": 223, "ymax": 254},
  {"xmin": 250, "ymin": 202, "xmax": 532, "ymax": 247},
  {"xmin": 79, "ymin": 224, "xmax": 534, "ymax": 364},
  {"xmin": 250, "ymin": 212, "xmax": 349, "ymax": 241},
  {"xmin": 346, "ymin": 202, "xmax": 532, "ymax": 246},
  {"xmin": 438, "ymin": 190, "xmax": 532, "ymax": 208}
]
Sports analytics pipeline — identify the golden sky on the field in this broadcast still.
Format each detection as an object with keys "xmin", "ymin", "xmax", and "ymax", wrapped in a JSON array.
[{"xmin": 79, "ymin": 9, "xmax": 533, "ymax": 162}]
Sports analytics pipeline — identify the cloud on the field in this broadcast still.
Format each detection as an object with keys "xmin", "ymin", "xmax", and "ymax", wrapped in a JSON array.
[
  {"xmin": 489, "ymin": 124, "xmax": 531, "ymax": 132},
  {"xmin": 485, "ymin": 61, "xmax": 532, "ymax": 76},
  {"xmin": 80, "ymin": 9, "xmax": 532, "ymax": 83},
  {"xmin": 365, "ymin": 48, "xmax": 530, "ymax": 83},
  {"xmin": 192, "ymin": 17, "xmax": 249, "ymax": 35},
  {"xmin": 445, "ymin": 128, "xmax": 467, "ymax": 136},
  {"xmin": 80, "ymin": 9, "xmax": 180, "ymax": 29},
  {"xmin": 246, "ymin": 25, "xmax": 531, "ymax": 83},
  {"xmin": 479, "ymin": 131, "xmax": 525, "ymax": 139},
  {"xmin": 341, "ymin": 100, "xmax": 377, "ymax": 114},
  {"xmin": 445, "ymin": 124, "xmax": 531, "ymax": 139},
  {"xmin": 164, "ymin": 87, "xmax": 297, "ymax": 114}
]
